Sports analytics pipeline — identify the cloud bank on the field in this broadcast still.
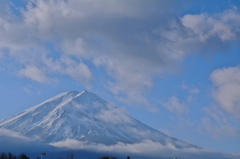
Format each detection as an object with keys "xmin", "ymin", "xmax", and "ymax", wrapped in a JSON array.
[
  {"xmin": 0, "ymin": 0, "xmax": 240, "ymax": 105},
  {"xmin": 50, "ymin": 139, "xmax": 240, "ymax": 159}
]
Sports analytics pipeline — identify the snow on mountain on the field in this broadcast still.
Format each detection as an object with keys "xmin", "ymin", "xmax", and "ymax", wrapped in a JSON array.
[{"xmin": 0, "ymin": 90, "xmax": 198, "ymax": 149}]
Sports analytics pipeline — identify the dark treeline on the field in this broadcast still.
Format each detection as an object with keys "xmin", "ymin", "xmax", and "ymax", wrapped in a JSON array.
[
  {"xmin": 0, "ymin": 153, "xmax": 29, "ymax": 159},
  {"xmin": 99, "ymin": 156, "xmax": 130, "ymax": 159},
  {"xmin": 99, "ymin": 156, "xmax": 117, "ymax": 159},
  {"xmin": 1, "ymin": 152, "xmax": 131, "ymax": 159}
]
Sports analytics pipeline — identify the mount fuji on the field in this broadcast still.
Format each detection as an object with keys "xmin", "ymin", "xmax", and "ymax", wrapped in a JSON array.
[{"xmin": 0, "ymin": 90, "xmax": 198, "ymax": 149}]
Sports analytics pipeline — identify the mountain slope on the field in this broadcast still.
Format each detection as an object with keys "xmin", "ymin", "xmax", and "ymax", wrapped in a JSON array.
[{"xmin": 0, "ymin": 90, "xmax": 198, "ymax": 149}]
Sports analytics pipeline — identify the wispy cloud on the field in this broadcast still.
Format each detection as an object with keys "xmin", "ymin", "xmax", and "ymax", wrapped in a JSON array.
[
  {"xmin": 161, "ymin": 96, "xmax": 188, "ymax": 115},
  {"xmin": 200, "ymin": 116, "xmax": 240, "ymax": 139},
  {"xmin": 95, "ymin": 105, "xmax": 133, "ymax": 124},
  {"xmin": 0, "ymin": 128, "xmax": 30, "ymax": 140},
  {"xmin": 19, "ymin": 65, "xmax": 49, "ymax": 83},
  {"xmin": 189, "ymin": 88, "xmax": 200, "ymax": 94}
]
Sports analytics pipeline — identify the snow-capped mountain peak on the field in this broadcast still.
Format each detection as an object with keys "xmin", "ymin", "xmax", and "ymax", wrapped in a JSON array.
[{"xmin": 0, "ymin": 90, "xmax": 198, "ymax": 149}]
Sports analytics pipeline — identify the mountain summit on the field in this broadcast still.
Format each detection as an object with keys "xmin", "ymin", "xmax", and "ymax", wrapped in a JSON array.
[{"xmin": 0, "ymin": 90, "xmax": 198, "ymax": 149}]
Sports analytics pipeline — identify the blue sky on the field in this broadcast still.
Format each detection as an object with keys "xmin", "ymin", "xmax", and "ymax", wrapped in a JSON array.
[{"xmin": 0, "ymin": 0, "xmax": 240, "ymax": 154}]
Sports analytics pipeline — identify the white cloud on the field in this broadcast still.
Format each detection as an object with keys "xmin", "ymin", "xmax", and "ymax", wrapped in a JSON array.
[
  {"xmin": 161, "ymin": 96, "xmax": 188, "ymax": 115},
  {"xmin": 0, "ymin": 0, "xmax": 183, "ymax": 106},
  {"xmin": 190, "ymin": 88, "xmax": 200, "ymax": 94},
  {"xmin": 19, "ymin": 65, "xmax": 49, "ymax": 83},
  {"xmin": 195, "ymin": 65, "xmax": 240, "ymax": 139},
  {"xmin": 61, "ymin": 38, "xmax": 88, "ymax": 58},
  {"xmin": 199, "ymin": 65, "xmax": 240, "ymax": 138},
  {"xmin": 61, "ymin": 58, "xmax": 92, "ymax": 87},
  {"xmin": 181, "ymin": 8, "xmax": 240, "ymax": 42},
  {"xmin": 180, "ymin": 84, "xmax": 199, "ymax": 103},
  {"xmin": 50, "ymin": 139, "xmax": 240, "ymax": 159},
  {"xmin": 210, "ymin": 65, "xmax": 240, "ymax": 118},
  {"xmin": 96, "ymin": 105, "xmax": 133, "ymax": 124},
  {"xmin": 50, "ymin": 139, "xmax": 197, "ymax": 155},
  {"xmin": 42, "ymin": 55, "xmax": 92, "ymax": 86},
  {"xmin": 128, "ymin": 127, "xmax": 152, "ymax": 137},
  {"xmin": 0, "ymin": 128, "xmax": 30, "ymax": 140},
  {"xmin": 0, "ymin": 0, "xmax": 240, "ymax": 107},
  {"xmin": 181, "ymin": 84, "xmax": 200, "ymax": 94}
]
